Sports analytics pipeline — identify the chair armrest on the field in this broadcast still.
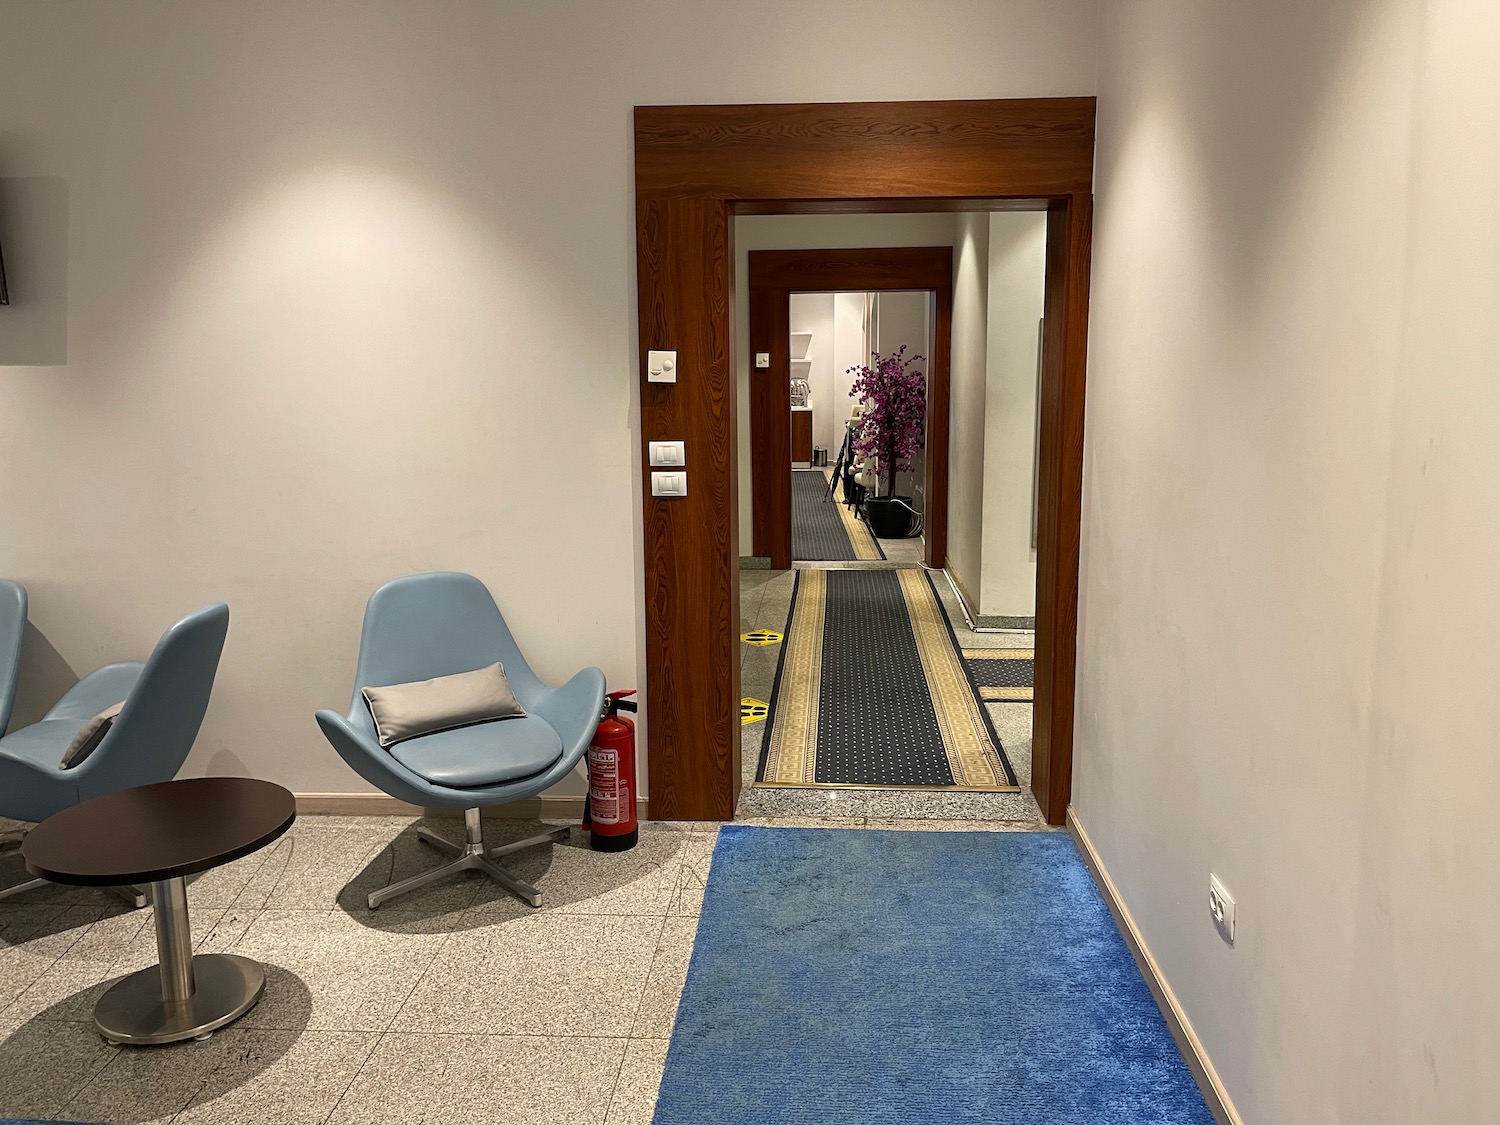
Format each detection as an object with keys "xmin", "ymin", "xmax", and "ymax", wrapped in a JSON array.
[
  {"xmin": 314, "ymin": 709, "xmax": 444, "ymax": 810},
  {"xmin": 529, "ymin": 667, "xmax": 607, "ymax": 758},
  {"xmin": 43, "ymin": 663, "xmax": 145, "ymax": 722}
]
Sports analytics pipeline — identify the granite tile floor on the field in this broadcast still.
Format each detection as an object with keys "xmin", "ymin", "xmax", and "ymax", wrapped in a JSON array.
[
  {"xmin": 0, "ymin": 814, "xmax": 717, "ymax": 1124},
  {"xmin": 1, "ymin": 811, "xmax": 1045, "ymax": 1124}
]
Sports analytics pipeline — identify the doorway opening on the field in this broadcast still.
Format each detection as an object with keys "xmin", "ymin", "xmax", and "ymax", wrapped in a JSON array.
[
  {"xmin": 634, "ymin": 98, "xmax": 1095, "ymax": 825},
  {"xmin": 785, "ymin": 291, "xmax": 931, "ymax": 566},
  {"xmin": 744, "ymin": 245, "xmax": 954, "ymax": 571},
  {"xmin": 734, "ymin": 217, "xmax": 1048, "ymax": 820}
]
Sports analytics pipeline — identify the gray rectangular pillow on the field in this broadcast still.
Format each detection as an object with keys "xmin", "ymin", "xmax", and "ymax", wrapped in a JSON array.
[
  {"xmin": 362, "ymin": 662, "xmax": 525, "ymax": 749},
  {"xmin": 61, "ymin": 701, "xmax": 125, "ymax": 769}
]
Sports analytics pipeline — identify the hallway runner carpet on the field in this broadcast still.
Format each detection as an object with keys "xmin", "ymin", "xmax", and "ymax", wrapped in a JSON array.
[
  {"xmin": 962, "ymin": 647, "xmax": 1035, "ymax": 701},
  {"xmin": 792, "ymin": 469, "xmax": 884, "ymax": 562},
  {"xmin": 757, "ymin": 569, "xmax": 1017, "ymax": 790},
  {"xmin": 651, "ymin": 827, "xmax": 1217, "ymax": 1125}
]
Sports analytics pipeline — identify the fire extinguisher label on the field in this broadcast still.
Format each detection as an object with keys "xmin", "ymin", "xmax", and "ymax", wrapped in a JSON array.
[{"xmin": 588, "ymin": 745, "xmax": 621, "ymax": 824}]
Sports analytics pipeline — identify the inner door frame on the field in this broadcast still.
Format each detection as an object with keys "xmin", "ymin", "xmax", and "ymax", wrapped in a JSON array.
[
  {"xmin": 749, "ymin": 247, "xmax": 954, "ymax": 570},
  {"xmin": 634, "ymin": 98, "xmax": 1095, "ymax": 824}
]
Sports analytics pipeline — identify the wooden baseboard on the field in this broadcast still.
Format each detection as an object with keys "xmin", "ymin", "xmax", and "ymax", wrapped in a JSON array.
[
  {"xmin": 1068, "ymin": 809, "xmax": 1244, "ymax": 1125},
  {"xmin": 294, "ymin": 793, "xmax": 649, "ymax": 820}
]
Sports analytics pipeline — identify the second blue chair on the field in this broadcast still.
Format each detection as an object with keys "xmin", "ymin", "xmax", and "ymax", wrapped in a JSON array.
[
  {"xmin": 316, "ymin": 572, "xmax": 606, "ymax": 908},
  {"xmin": 0, "ymin": 593, "xmax": 231, "ymax": 904}
]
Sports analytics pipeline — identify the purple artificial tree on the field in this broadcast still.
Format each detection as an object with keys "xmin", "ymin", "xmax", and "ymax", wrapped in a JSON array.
[{"xmin": 847, "ymin": 345, "xmax": 926, "ymax": 499}]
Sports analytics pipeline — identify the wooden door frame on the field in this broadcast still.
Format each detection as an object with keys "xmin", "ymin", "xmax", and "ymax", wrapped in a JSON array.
[
  {"xmin": 749, "ymin": 247, "xmax": 954, "ymax": 570},
  {"xmin": 634, "ymin": 98, "xmax": 1094, "ymax": 824}
]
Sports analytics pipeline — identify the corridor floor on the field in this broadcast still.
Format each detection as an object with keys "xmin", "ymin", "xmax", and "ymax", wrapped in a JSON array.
[
  {"xmin": 739, "ymin": 565, "xmax": 1043, "ymax": 823},
  {"xmin": 0, "ymin": 814, "xmax": 1044, "ymax": 1125}
]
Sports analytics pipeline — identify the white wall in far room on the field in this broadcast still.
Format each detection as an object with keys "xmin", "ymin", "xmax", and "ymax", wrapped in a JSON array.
[
  {"xmin": 946, "ymin": 213, "xmax": 990, "ymax": 605},
  {"xmin": 978, "ymin": 211, "xmax": 1046, "ymax": 618},
  {"xmin": 831, "ymin": 292, "xmax": 868, "ymax": 456},
  {"xmin": 789, "ymin": 292, "xmax": 836, "ymax": 459}
]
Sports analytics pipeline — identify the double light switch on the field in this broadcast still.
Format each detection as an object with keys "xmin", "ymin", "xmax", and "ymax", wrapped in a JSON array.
[{"xmin": 650, "ymin": 439, "xmax": 687, "ymax": 497}]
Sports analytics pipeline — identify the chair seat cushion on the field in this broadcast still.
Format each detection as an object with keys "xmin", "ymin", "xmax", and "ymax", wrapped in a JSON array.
[{"xmin": 388, "ymin": 715, "xmax": 564, "ymax": 789}]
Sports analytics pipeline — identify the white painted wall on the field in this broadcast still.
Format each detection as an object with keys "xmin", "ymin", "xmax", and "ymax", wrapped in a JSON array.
[
  {"xmin": 947, "ymin": 214, "xmax": 990, "ymax": 602},
  {"xmin": 1079, "ymin": 1, "xmax": 1500, "ymax": 1121},
  {"xmin": 944, "ymin": 210, "xmax": 1045, "ymax": 617},
  {"xmin": 734, "ymin": 214, "xmax": 959, "ymax": 551},
  {"xmin": 978, "ymin": 211, "xmax": 1046, "ymax": 617},
  {"xmin": 0, "ymin": 0, "xmax": 1097, "ymax": 797},
  {"xmin": 831, "ymin": 293, "xmax": 868, "ymax": 436},
  {"xmin": 788, "ymin": 292, "xmax": 836, "ymax": 458}
]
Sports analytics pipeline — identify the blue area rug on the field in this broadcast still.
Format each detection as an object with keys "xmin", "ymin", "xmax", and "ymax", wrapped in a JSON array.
[{"xmin": 654, "ymin": 828, "xmax": 1215, "ymax": 1125}]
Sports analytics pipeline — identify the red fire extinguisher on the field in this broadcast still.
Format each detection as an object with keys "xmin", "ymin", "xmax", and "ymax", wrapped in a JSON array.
[{"xmin": 584, "ymin": 690, "xmax": 639, "ymax": 852}]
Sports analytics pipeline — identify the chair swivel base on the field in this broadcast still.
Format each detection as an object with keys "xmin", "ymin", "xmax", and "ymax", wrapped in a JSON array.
[
  {"xmin": 367, "ymin": 808, "xmax": 568, "ymax": 910},
  {"xmin": 0, "ymin": 830, "xmax": 147, "ymax": 907}
]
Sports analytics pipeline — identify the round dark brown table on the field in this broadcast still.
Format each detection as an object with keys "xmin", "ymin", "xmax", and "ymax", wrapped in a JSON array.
[{"xmin": 23, "ymin": 776, "xmax": 296, "ymax": 1046}]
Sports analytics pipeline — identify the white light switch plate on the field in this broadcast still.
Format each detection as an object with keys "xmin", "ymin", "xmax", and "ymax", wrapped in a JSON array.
[
  {"xmin": 755, "ymin": 352, "xmax": 770, "ymax": 369},
  {"xmin": 647, "ymin": 350, "xmax": 678, "ymax": 383},
  {"xmin": 648, "ymin": 440, "xmax": 686, "ymax": 467},
  {"xmin": 651, "ymin": 471, "xmax": 687, "ymax": 498}
]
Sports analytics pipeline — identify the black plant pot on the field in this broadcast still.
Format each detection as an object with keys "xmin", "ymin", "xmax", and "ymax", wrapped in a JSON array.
[{"xmin": 864, "ymin": 496, "xmax": 915, "ymax": 539}]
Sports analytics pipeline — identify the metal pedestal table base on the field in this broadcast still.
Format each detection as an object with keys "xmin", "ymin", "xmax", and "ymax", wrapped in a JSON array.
[{"xmin": 94, "ymin": 876, "xmax": 265, "ymax": 1046}]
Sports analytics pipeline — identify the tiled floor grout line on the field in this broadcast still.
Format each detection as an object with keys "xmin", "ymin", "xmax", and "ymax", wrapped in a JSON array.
[
  {"xmin": 604, "ymin": 911, "xmax": 672, "ymax": 1121},
  {"xmin": 311, "ymin": 1027, "xmax": 387, "ymax": 1125},
  {"xmin": 0, "ymin": 902, "xmax": 139, "ymax": 1023},
  {"xmin": 313, "ymin": 904, "xmax": 472, "ymax": 1124},
  {"xmin": 53, "ymin": 1038, "xmax": 130, "ymax": 1121}
]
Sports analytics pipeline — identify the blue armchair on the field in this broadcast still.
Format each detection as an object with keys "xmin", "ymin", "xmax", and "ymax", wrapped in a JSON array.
[
  {"xmin": 0, "ymin": 580, "xmax": 25, "ymax": 737},
  {"xmin": 0, "ymin": 600, "xmax": 231, "ymax": 903},
  {"xmin": 316, "ymin": 572, "xmax": 606, "ymax": 908}
]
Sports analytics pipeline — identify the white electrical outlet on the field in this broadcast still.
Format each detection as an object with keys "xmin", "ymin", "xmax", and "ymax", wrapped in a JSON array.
[{"xmin": 1208, "ymin": 874, "xmax": 1236, "ymax": 945}]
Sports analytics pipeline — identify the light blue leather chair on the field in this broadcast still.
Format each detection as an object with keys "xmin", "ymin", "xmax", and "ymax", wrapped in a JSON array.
[
  {"xmin": 0, "ymin": 581, "xmax": 26, "ymax": 738},
  {"xmin": 316, "ymin": 572, "xmax": 606, "ymax": 909},
  {"xmin": 0, "ymin": 601, "xmax": 231, "ymax": 903}
]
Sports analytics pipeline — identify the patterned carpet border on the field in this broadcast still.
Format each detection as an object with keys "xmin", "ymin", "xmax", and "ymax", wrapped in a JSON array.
[
  {"xmin": 963, "ymin": 648, "xmax": 1035, "ymax": 701},
  {"xmin": 757, "ymin": 569, "xmax": 1018, "ymax": 791}
]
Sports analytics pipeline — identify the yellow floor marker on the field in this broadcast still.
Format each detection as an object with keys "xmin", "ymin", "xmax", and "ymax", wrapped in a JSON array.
[
  {"xmin": 740, "ymin": 698, "xmax": 769, "ymax": 725},
  {"xmin": 741, "ymin": 630, "xmax": 784, "ymax": 647}
]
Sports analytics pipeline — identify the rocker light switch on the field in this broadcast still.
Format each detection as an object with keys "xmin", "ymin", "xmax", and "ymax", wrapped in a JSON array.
[
  {"xmin": 651, "ymin": 471, "xmax": 688, "ymax": 498},
  {"xmin": 647, "ymin": 350, "xmax": 678, "ymax": 383},
  {"xmin": 649, "ymin": 441, "xmax": 686, "ymax": 467}
]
